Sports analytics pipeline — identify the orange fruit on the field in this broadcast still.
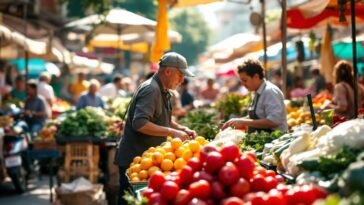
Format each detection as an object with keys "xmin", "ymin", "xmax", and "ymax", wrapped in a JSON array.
[
  {"xmin": 140, "ymin": 158, "xmax": 153, "ymax": 170},
  {"xmin": 148, "ymin": 166, "xmax": 160, "ymax": 176},
  {"xmin": 173, "ymin": 158, "xmax": 186, "ymax": 170},
  {"xmin": 163, "ymin": 145, "xmax": 173, "ymax": 153},
  {"xmin": 161, "ymin": 159, "xmax": 174, "ymax": 171},
  {"xmin": 152, "ymin": 152, "xmax": 164, "ymax": 165},
  {"xmin": 131, "ymin": 164, "xmax": 141, "ymax": 173},
  {"xmin": 171, "ymin": 138, "xmax": 183, "ymax": 150},
  {"xmin": 129, "ymin": 172, "xmax": 138, "ymax": 179},
  {"xmin": 174, "ymin": 147, "xmax": 185, "ymax": 158},
  {"xmin": 164, "ymin": 152, "xmax": 176, "ymax": 161},
  {"xmin": 148, "ymin": 147, "xmax": 156, "ymax": 153},
  {"xmin": 194, "ymin": 137, "xmax": 207, "ymax": 145},
  {"xmin": 156, "ymin": 147, "xmax": 166, "ymax": 156},
  {"xmin": 142, "ymin": 152, "xmax": 153, "ymax": 159},
  {"xmin": 133, "ymin": 156, "xmax": 141, "ymax": 164},
  {"xmin": 188, "ymin": 141, "xmax": 201, "ymax": 153},
  {"xmin": 138, "ymin": 170, "xmax": 148, "ymax": 180},
  {"xmin": 193, "ymin": 153, "xmax": 200, "ymax": 158},
  {"xmin": 131, "ymin": 177, "xmax": 140, "ymax": 182},
  {"xmin": 163, "ymin": 171, "xmax": 171, "ymax": 176},
  {"xmin": 182, "ymin": 149, "xmax": 193, "ymax": 161}
]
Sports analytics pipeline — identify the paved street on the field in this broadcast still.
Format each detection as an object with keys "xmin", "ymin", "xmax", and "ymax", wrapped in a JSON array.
[{"xmin": 0, "ymin": 176, "xmax": 53, "ymax": 205}]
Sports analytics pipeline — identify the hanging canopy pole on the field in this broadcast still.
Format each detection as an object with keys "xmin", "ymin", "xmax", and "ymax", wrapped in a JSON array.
[
  {"xmin": 281, "ymin": 0, "xmax": 287, "ymax": 98},
  {"xmin": 351, "ymin": 0, "xmax": 358, "ymax": 118},
  {"xmin": 260, "ymin": 0, "xmax": 268, "ymax": 72},
  {"xmin": 23, "ymin": 2, "xmax": 29, "ymax": 84}
]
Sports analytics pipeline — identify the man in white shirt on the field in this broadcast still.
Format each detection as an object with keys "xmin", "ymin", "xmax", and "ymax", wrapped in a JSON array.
[
  {"xmin": 37, "ymin": 72, "xmax": 55, "ymax": 118},
  {"xmin": 99, "ymin": 74, "xmax": 126, "ymax": 98}
]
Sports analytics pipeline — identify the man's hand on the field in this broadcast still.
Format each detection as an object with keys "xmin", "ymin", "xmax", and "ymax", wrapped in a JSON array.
[
  {"xmin": 221, "ymin": 118, "xmax": 245, "ymax": 130},
  {"xmin": 172, "ymin": 129, "xmax": 191, "ymax": 141},
  {"xmin": 182, "ymin": 127, "xmax": 197, "ymax": 139}
]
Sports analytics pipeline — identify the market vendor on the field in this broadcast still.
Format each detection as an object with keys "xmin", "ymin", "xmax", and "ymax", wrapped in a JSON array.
[
  {"xmin": 222, "ymin": 58, "xmax": 288, "ymax": 133},
  {"xmin": 114, "ymin": 52, "xmax": 197, "ymax": 205}
]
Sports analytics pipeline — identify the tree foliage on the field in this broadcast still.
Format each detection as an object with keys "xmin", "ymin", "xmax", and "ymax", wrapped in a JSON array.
[
  {"xmin": 113, "ymin": 0, "xmax": 157, "ymax": 20},
  {"xmin": 169, "ymin": 8, "xmax": 210, "ymax": 65}
]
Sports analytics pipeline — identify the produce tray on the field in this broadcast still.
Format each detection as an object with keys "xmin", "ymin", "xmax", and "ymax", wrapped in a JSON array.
[{"xmin": 130, "ymin": 182, "xmax": 148, "ymax": 196}]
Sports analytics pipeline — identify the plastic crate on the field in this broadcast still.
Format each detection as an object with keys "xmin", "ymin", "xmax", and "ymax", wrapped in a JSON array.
[{"xmin": 130, "ymin": 182, "xmax": 148, "ymax": 194}]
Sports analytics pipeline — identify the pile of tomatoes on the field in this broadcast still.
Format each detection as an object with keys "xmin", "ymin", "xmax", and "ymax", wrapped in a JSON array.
[{"xmin": 142, "ymin": 143, "xmax": 278, "ymax": 204}]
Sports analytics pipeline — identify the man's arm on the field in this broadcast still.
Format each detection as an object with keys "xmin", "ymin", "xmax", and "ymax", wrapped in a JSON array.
[
  {"xmin": 222, "ymin": 117, "xmax": 278, "ymax": 130},
  {"xmin": 171, "ymin": 120, "xmax": 197, "ymax": 138},
  {"xmin": 137, "ymin": 121, "xmax": 191, "ymax": 141}
]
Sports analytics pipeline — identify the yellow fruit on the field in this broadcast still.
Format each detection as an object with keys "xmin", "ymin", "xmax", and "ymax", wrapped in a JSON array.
[
  {"xmin": 148, "ymin": 147, "xmax": 156, "ymax": 153},
  {"xmin": 166, "ymin": 136, "xmax": 173, "ymax": 142},
  {"xmin": 152, "ymin": 152, "xmax": 164, "ymax": 165},
  {"xmin": 138, "ymin": 170, "xmax": 148, "ymax": 180},
  {"xmin": 182, "ymin": 149, "xmax": 193, "ymax": 161},
  {"xmin": 142, "ymin": 152, "xmax": 153, "ymax": 159},
  {"xmin": 140, "ymin": 158, "xmax": 153, "ymax": 170},
  {"xmin": 163, "ymin": 171, "xmax": 171, "ymax": 176},
  {"xmin": 163, "ymin": 145, "xmax": 173, "ymax": 153},
  {"xmin": 194, "ymin": 137, "xmax": 207, "ymax": 145},
  {"xmin": 174, "ymin": 147, "xmax": 185, "ymax": 158},
  {"xmin": 156, "ymin": 148, "xmax": 166, "ymax": 156},
  {"xmin": 161, "ymin": 159, "xmax": 174, "ymax": 171},
  {"xmin": 133, "ymin": 156, "xmax": 141, "ymax": 164},
  {"xmin": 174, "ymin": 158, "xmax": 186, "ymax": 170},
  {"xmin": 171, "ymin": 138, "xmax": 183, "ymax": 150},
  {"xmin": 164, "ymin": 152, "xmax": 176, "ymax": 161},
  {"xmin": 194, "ymin": 153, "xmax": 200, "ymax": 158},
  {"xmin": 130, "ymin": 172, "xmax": 138, "ymax": 179},
  {"xmin": 148, "ymin": 166, "xmax": 160, "ymax": 176},
  {"xmin": 131, "ymin": 164, "xmax": 141, "ymax": 173},
  {"xmin": 188, "ymin": 141, "xmax": 200, "ymax": 153},
  {"xmin": 131, "ymin": 177, "xmax": 140, "ymax": 182}
]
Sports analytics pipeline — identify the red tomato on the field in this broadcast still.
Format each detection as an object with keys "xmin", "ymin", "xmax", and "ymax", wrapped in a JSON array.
[
  {"xmin": 148, "ymin": 172, "xmax": 166, "ymax": 191},
  {"xmin": 199, "ymin": 145, "xmax": 218, "ymax": 163},
  {"xmin": 235, "ymin": 155, "xmax": 255, "ymax": 179},
  {"xmin": 160, "ymin": 181, "xmax": 180, "ymax": 201},
  {"xmin": 250, "ymin": 193, "xmax": 265, "ymax": 205},
  {"xmin": 187, "ymin": 157, "xmax": 203, "ymax": 172},
  {"xmin": 230, "ymin": 177, "xmax": 250, "ymax": 197},
  {"xmin": 211, "ymin": 181, "xmax": 227, "ymax": 200},
  {"xmin": 254, "ymin": 166, "xmax": 267, "ymax": 177},
  {"xmin": 265, "ymin": 176, "xmax": 278, "ymax": 191},
  {"xmin": 188, "ymin": 180, "xmax": 211, "ymax": 199},
  {"xmin": 175, "ymin": 189, "xmax": 192, "ymax": 205},
  {"xmin": 245, "ymin": 152, "xmax": 257, "ymax": 162},
  {"xmin": 148, "ymin": 193, "xmax": 167, "ymax": 205},
  {"xmin": 221, "ymin": 197, "xmax": 245, "ymax": 205},
  {"xmin": 142, "ymin": 188, "xmax": 154, "ymax": 199},
  {"xmin": 188, "ymin": 198, "xmax": 208, "ymax": 205},
  {"xmin": 204, "ymin": 151, "xmax": 225, "ymax": 174},
  {"xmin": 266, "ymin": 189, "xmax": 285, "ymax": 205},
  {"xmin": 218, "ymin": 162, "xmax": 240, "ymax": 186},
  {"xmin": 266, "ymin": 170, "xmax": 276, "ymax": 177},
  {"xmin": 275, "ymin": 175, "xmax": 285, "ymax": 183},
  {"xmin": 250, "ymin": 175, "xmax": 267, "ymax": 192},
  {"xmin": 276, "ymin": 184, "xmax": 289, "ymax": 195},
  {"xmin": 192, "ymin": 171, "xmax": 215, "ymax": 183},
  {"xmin": 220, "ymin": 143, "xmax": 240, "ymax": 162},
  {"xmin": 179, "ymin": 166, "xmax": 194, "ymax": 186}
]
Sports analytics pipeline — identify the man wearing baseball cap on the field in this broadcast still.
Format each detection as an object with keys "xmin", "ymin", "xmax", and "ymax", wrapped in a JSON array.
[{"xmin": 114, "ymin": 52, "xmax": 196, "ymax": 205}]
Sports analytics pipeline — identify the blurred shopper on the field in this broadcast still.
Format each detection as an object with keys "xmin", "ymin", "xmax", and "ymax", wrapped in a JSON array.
[
  {"xmin": 24, "ymin": 80, "xmax": 47, "ymax": 134},
  {"xmin": 311, "ymin": 68, "xmax": 327, "ymax": 96},
  {"xmin": 330, "ymin": 60, "xmax": 364, "ymax": 119},
  {"xmin": 76, "ymin": 79, "xmax": 104, "ymax": 110},
  {"xmin": 69, "ymin": 72, "xmax": 89, "ymax": 104},
  {"xmin": 114, "ymin": 52, "xmax": 197, "ymax": 205},
  {"xmin": 200, "ymin": 78, "xmax": 219, "ymax": 101},
  {"xmin": 99, "ymin": 74, "xmax": 127, "ymax": 98},
  {"xmin": 38, "ymin": 72, "xmax": 55, "ymax": 118},
  {"xmin": 222, "ymin": 58, "xmax": 288, "ymax": 133},
  {"xmin": 9, "ymin": 75, "xmax": 26, "ymax": 101},
  {"xmin": 179, "ymin": 78, "xmax": 194, "ymax": 111},
  {"xmin": 290, "ymin": 76, "xmax": 311, "ymax": 98}
]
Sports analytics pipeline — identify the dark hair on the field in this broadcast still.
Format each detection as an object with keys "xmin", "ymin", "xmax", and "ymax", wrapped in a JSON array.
[
  {"xmin": 182, "ymin": 78, "xmax": 189, "ymax": 85},
  {"xmin": 311, "ymin": 68, "xmax": 320, "ymax": 75},
  {"xmin": 113, "ymin": 74, "xmax": 122, "ymax": 83},
  {"xmin": 237, "ymin": 58, "xmax": 265, "ymax": 79},
  {"xmin": 15, "ymin": 75, "xmax": 24, "ymax": 81},
  {"xmin": 334, "ymin": 60, "xmax": 354, "ymax": 88},
  {"xmin": 27, "ymin": 79, "xmax": 37, "ymax": 90}
]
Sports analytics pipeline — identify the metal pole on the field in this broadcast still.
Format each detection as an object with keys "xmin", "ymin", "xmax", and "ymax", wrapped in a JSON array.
[
  {"xmin": 260, "ymin": 0, "xmax": 268, "ymax": 71},
  {"xmin": 23, "ymin": 2, "xmax": 29, "ymax": 84},
  {"xmin": 281, "ymin": 0, "xmax": 287, "ymax": 98},
  {"xmin": 351, "ymin": 0, "xmax": 358, "ymax": 118}
]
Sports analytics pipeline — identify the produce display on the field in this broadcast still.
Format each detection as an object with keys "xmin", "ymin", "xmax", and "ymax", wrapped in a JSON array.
[
  {"xmin": 127, "ymin": 137, "xmax": 209, "ymax": 182},
  {"xmin": 239, "ymin": 130, "xmax": 286, "ymax": 153},
  {"xmin": 215, "ymin": 93, "xmax": 251, "ymax": 121},
  {"xmin": 35, "ymin": 124, "xmax": 58, "ymax": 142},
  {"xmin": 52, "ymin": 98, "xmax": 72, "ymax": 114},
  {"xmin": 57, "ymin": 107, "xmax": 122, "ymax": 138},
  {"xmin": 179, "ymin": 110, "xmax": 219, "ymax": 140}
]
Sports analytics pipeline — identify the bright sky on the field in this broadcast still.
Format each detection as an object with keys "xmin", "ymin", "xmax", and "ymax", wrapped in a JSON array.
[{"xmin": 197, "ymin": 2, "xmax": 226, "ymax": 29}]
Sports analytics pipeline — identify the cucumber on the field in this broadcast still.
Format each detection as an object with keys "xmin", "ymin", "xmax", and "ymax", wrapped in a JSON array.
[
  {"xmin": 273, "ymin": 142, "xmax": 291, "ymax": 159},
  {"xmin": 297, "ymin": 159, "xmax": 320, "ymax": 171}
]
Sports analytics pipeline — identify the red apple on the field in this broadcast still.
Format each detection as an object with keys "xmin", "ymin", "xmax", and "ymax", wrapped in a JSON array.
[
  {"xmin": 230, "ymin": 177, "xmax": 250, "ymax": 197},
  {"xmin": 221, "ymin": 197, "xmax": 245, "ymax": 205},
  {"xmin": 235, "ymin": 155, "xmax": 255, "ymax": 179},
  {"xmin": 160, "ymin": 181, "xmax": 180, "ymax": 201},
  {"xmin": 188, "ymin": 180, "xmax": 211, "ymax": 199},
  {"xmin": 211, "ymin": 181, "xmax": 227, "ymax": 200},
  {"xmin": 218, "ymin": 162, "xmax": 240, "ymax": 186},
  {"xmin": 148, "ymin": 172, "xmax": 166, "ymax": 191},
  {"xmin": 204, "ymin": 151, "xmax": 225, "ymax": 174},
  {"xmin": 187, "ymin": 157, "xmax": 203, "ymax": 172},
  {"xmin": 220, "ymin": 143, "xmax": 240, "ymax": 162},
  {"xmin": 199, "ymin": 145, "xmax": 218, "ymax": 162},
  {"xmin": 175, "ymin": 189, "xmax": 192, "ymax": 205}
]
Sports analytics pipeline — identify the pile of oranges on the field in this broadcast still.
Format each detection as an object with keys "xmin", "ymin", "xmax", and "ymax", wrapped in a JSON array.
[
  {"xmin": 286, "ymin": 107, "xmax": 325, "ymax": 129},
  {"xmin": 127, "ymin": 136, "xmax": 209, "ymax": 182}
]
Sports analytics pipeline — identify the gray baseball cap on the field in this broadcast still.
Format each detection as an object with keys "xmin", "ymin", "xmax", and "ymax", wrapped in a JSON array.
[{"xmin": 159, "ymin": 52, "xmax": 195, "ymax": 77}]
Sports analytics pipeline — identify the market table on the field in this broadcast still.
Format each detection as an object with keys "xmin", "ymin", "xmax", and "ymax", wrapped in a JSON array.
[{"xmin": 28, "ymin": 149, "xmax": 60, "ymax": 202}]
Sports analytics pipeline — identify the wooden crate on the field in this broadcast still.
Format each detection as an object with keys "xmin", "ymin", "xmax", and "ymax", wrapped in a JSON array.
[{"xmin": 63, "ymin": 143, "xmax": 99, "ymax": 183}]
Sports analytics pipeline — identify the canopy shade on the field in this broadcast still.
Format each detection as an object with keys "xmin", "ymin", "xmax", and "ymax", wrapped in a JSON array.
[{"xmin": 65, "ymin": 8, "xmax": 156, "ymax": 35}]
